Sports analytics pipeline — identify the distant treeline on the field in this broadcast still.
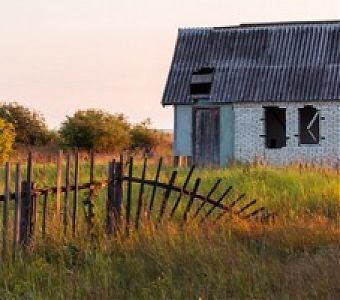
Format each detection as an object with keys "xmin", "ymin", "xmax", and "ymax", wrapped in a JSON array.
[{"xmin": 0, "ymin": 102, "xmax": 172, "ymax": 162}]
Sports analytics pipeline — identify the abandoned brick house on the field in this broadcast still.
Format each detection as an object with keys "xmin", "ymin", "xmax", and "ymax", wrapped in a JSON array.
[{"xmin": 162, "ymin": 21, "xmax": 340, "ymax": 167}]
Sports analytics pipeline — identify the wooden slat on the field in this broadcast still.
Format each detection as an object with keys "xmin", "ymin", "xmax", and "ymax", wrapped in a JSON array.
[
  {"xmin": 148, "ymin": 157, "xmax": 162, "ymax": 216},
  {"xmin": 125, "ymin": 157, "xmax": 133, "ymax": 235},
  {"xmin": 157, "ymin": 170, "xmax": 177, "ymax": 223},
  {"xmin": 193, "ymin": 178, "xmax": 221, "ymax": 218},
  {"xmin": 63, "ymin": 153, "xmax": 71, "ymax": 234},
  {"xmin": 27, "ymin": 153, "xmax": 34, "ymax": 240},
  {"xmin": 113, "ymin": 161, "xmax": 123, "ymax": 232},
  {"xmin": 13, "ymin": 163, "xmax": 22, "ymax": 257},
  {"xmin": 215, "ymin": 193, "xmax": 246, "ymax": 221},
  {"xmin": 106, "ymin": 161, "xmax": 114, "ymax": 234},
  {"xmin": 89, "ymin": 151, "xmax": 95, "ymax": 183},
  {"xmin": 42, "ymin": 191, "xmax": 48, "ymax": 238},
  {"xmin": 2, "ymin": 162, "xmax": 11, "ymax": 257},
  {"xmin": 19, "ymin": 181, "xmax": 30, "ymax": 245},
  {"xmin": 135, "ymin": 157, "xmax": 147, "ymax": 229},
  {"xmin": 170, "ymin": 165, "xmax": 195, "ymax": 217},
  {"xmin": 235, "ymin": 199, "xmax": 257, "ymax": 215},
  {"xmin": 72, "ymin": 150, "xmax": 79, "ymax": 237},
  {"xmin": 200, "ymin": 186, "xmax": 232, "ymax": 223},
  {"xmin": 55, "ymin": 150, "xmax": 63, "ymax": 225},
  {"xmin": 244, "ymin": 207, "xmax": 265, "ymax": 219},
  {"xmin": 183, "ymin": 178, "xmax": 200, "ymax": 222}
]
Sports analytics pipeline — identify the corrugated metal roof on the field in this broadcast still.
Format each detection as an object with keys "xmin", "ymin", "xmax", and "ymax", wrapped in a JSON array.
[{"xmin": 162, "ymin": 21, "xmax": 340, "ymax": 105}]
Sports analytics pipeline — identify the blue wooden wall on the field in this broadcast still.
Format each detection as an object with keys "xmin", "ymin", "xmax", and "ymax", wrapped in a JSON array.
[{"xmin": 174, "ymin": 104, "xmax": 234, "ymax": 166}]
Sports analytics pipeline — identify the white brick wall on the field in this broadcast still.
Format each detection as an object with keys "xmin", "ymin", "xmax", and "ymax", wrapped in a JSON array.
[{"xmin": 233, "ymin": 102, "xmax": 340, "ymax": 165}]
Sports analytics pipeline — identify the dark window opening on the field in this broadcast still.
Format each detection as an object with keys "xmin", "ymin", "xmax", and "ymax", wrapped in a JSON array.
[
  {"xmin": 190, "ymin": 67, "xmax": 214, "ymax": 96},
  {"xmin": 299, "ymin": 106, "xmax": 320, "ymax": 144},
  {"xmin": 190, "ymin": 83, "xmax": 211, "ymax": 95},
  {"xmin": 264, "ymin": 106, "xmax": 287, "ymax": 149},
  {"xmin": 192, "ymin": 67, "xmax": 214, "ymax": 75}
]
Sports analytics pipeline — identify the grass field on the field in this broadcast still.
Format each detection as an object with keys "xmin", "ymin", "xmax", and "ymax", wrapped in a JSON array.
[{"xmin": 0, "ymin": 161, "xmax": 339, "ymax": 299}]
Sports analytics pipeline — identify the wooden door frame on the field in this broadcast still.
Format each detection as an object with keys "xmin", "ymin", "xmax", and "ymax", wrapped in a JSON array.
[{"xmin": 192, "ymin": 106, "xmax": 221, "ymax": 167}]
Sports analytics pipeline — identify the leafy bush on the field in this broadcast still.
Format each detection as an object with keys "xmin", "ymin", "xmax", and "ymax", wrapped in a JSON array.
[
  {"xmin": 130, "ymin": 119, "xmax": 157, "ymax": 153},
  {"xmin": 0, "ymin": 102, "xmax": 50, "ymax": 145},
  {"xmin": 0, "ymin": 118, "xmax": 15, "ymax": 163},
  {"xmin": 59, "ymin": 109, "xmax": 131, "ymax": 152}
]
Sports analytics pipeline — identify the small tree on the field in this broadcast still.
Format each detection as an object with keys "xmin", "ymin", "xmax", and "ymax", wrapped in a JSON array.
[
  {"xmin": 130, "ymin": 119, "xmax": 158, "ymax": 154},
  {"xmin": 0, "ymin": 118, "xmax": 15, "ymax": 163},
  {"xmin": 0, "ymin": 102, "xmax": 50, "ymax": 145},
  {"xmin": 59, "ymin": 109, "xmax": 131, "ymax": 152}
]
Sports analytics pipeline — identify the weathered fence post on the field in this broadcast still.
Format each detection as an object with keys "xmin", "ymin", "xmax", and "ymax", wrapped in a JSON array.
[
  {"xmin": 107, "ymin": 160, "xmax": 123, "ymax": 234},
  {"xmin": 72, "ymin": 150, "xmax": 79, "ymax": 237},
  {"xmin": 135, "ymin": 157, "xmax": 147, "ymax": 230},
  {"xmin": 125, "ymin": 157, "xmax": 133, "ymax": 236},
  {"xmin": 20, "ymin": 181, "xmax": 31, "ymax": 245},
  {"xmin": 19, "ymin": 153, "xmax": 36, "ymax": 246},
  {"xmin": 13, "ymin": 163, "xmax": 22, "ymax": 257},
  {"xmin": 63, "ymin": 153, "xmax": 71, "ymax": 234},
  {"xmin": 55, "ymin": 150, "xmax": 63, "ymax": 226},
  {"xmin": 2, "ymin": 162, "xmax": 11, "ymax": 258}
]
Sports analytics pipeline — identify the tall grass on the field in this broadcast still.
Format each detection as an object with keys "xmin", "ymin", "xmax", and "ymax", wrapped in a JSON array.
[{"xmin": 0, "ymin": 162, "xmax": 339, "ymax": 299}]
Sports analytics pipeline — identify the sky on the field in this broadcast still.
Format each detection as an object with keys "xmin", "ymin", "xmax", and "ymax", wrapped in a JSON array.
[{"xmin": 0, "ymin": 0, "xmax": 339, "ymax": 129}]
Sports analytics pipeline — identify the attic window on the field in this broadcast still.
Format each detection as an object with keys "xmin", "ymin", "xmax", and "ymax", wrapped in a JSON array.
[
  {"xmin": 264, "ymin": 106, "xmax": 287, "ymax": 149},
  {"xmin": 190, "ymin": 67, "xmax": 214, "ymax": 96},
  {"xmin": 299, "ymin": 106, "xmax": 320, "ymax": 144}
]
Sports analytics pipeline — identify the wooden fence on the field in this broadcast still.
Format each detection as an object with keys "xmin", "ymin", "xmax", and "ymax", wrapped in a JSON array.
[{"xmin": 0, "ymin": 151, "xmax": 274, "ymax": 260}]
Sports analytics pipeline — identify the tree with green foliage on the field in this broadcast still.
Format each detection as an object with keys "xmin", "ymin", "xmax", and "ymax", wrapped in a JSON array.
[
  {"xmin": 0, "ymin": 118, "xmax": 15, "ymax": 163},
  {"xmin": 59, "ymin": 109, "xmax": 131, "ymax": 152},
  {"xmin": 0, "ymin": 102, "xmax": 50, "ymax": 145},
  {"xmin": 130, "ymin": 118, "xmax": 158, "ymax": 153}
]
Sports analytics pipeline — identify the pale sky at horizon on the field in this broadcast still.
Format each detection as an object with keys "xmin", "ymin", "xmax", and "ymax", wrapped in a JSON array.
[{"xmin": 0, "ymin": 0, "xmax": 339, "ymax": 129}]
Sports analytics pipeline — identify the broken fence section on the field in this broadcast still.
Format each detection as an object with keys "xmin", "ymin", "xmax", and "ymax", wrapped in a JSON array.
[{"xmin": 0, "ymin": 151, "xmax": 275, "ymax": 261}]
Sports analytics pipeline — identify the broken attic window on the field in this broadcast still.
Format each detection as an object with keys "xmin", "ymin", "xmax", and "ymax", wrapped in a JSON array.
[
  {"xmin": 299, "ymin": 106, "xmax": 320, "ymax": 144},
  {"xmin": 264, "ymin": 106, "xmax": 287, "ymax": 149},
  {"xmin": 190, "ymin": 67, "xmax": 214, "ymax": 95}
]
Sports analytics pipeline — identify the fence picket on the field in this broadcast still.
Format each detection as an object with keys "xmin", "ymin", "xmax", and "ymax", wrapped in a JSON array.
[
  {"xmin": 55, "ymin": 150, "xmax": 62, "ymax": 225},
  {"xmin": 135, "ymin": 157, "xmax": 147, "ymax": 229},
  {"xmin": 126, "ymin": 157, "xmax": 133, "ymax": 235},
  {"xmin": 2, "ymin": 162, "xmax": 11, "ymax": 258},
  {"xmin": 148, "ymin": 157, "xmax": 162, "ymax": 216},
  {"xmin": 235, "ymin": 199, "xmax": 257, "ymax": 215},
  {"xmin": 170, "ymin": 165, "xmax": 195, "ymax": 217},
  {"xmin": 200, "ymin": 186, "xmax": 232, "ymax": 223},
  {"xmin": 193, "ymin": 178, "xmax": 221, "ymax": 218},
  {"xmin": 215, "ymin": 193, "xmax": 246, "ymax": 221},
  {"xmin": 42, "ymin": 191, "xmax": 48, "ymax": 238},
  {"xmin": 64, "ymin": 153, "xmax": 71, "ymax": 234},
  {"xmin": 157, "ymin": 170, "xmax": 177, "ymax": 223},
  {"xmin": 27, "ymin": 153, "xmax": 34, "ymax": 242},
  {"xmin": 183, "ymin": 178, "xmax": 200, "ymax": 222},
  {"xmin": 72, "ymin": 150, "xmax": 79, "ymax": 237},
  {"xmin": 13, "ymin": 163, "xmax": 22, "ymax": 257}
]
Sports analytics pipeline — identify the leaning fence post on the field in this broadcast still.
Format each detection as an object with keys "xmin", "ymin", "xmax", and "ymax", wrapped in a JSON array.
[
  {"xmin": 106, "ymin": 161, "xmax": 114, "ymax": 234},
  {"xmin": 107, "ymin": 160, "xmax": 123, "ymax": 234},
  {"xmin": 2, "ymin": 162, "xmax": 11, "ymax": 258},
  {"xmin": 13, "ymin": 163, "xmax": 22, "ymax": 257},
  {"xmin": 20, "ymin": 181, "xmax": 30, "ymax": 245},
  {"xmin": 113, "ymin": 161, "xmax": 123, "ymax": 229},
  {"xmin": 72, "ymin": 150, "xmax": 79, "ymax": 237},
  {"xmin": 55, "ymin": 150, "xmax": 63, "ymax": 226},
  {"xmin": 63, "ymin": 152, "xmax": 71, "ymax": 235}
]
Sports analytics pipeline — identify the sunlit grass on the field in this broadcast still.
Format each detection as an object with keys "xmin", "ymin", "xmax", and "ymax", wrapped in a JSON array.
[{"xmin": 0, "ymin": 162, "xmax": 339, "ymax": 299}]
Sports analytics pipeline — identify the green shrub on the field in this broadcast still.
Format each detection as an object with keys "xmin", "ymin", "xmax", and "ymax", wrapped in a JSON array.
[
  {"xmin": 0, "ymin": 102, "xmax": 50, "ymax": 145},
  {"xmin": 59, "ymin": 109, "xmax": 131, "ymax": 152},
  {"xmin": 130, "ymin": 119, "xmax": 157, "ymax": 153},
  {"xmin": 0, "ymin": 117, "xmax": 15, "ymax": 163}
]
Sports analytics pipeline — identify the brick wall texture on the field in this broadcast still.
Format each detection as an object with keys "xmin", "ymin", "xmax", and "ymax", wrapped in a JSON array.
[{"xmin": 233, "ymin": 102, "xmax": 340, "ymax": 165}]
